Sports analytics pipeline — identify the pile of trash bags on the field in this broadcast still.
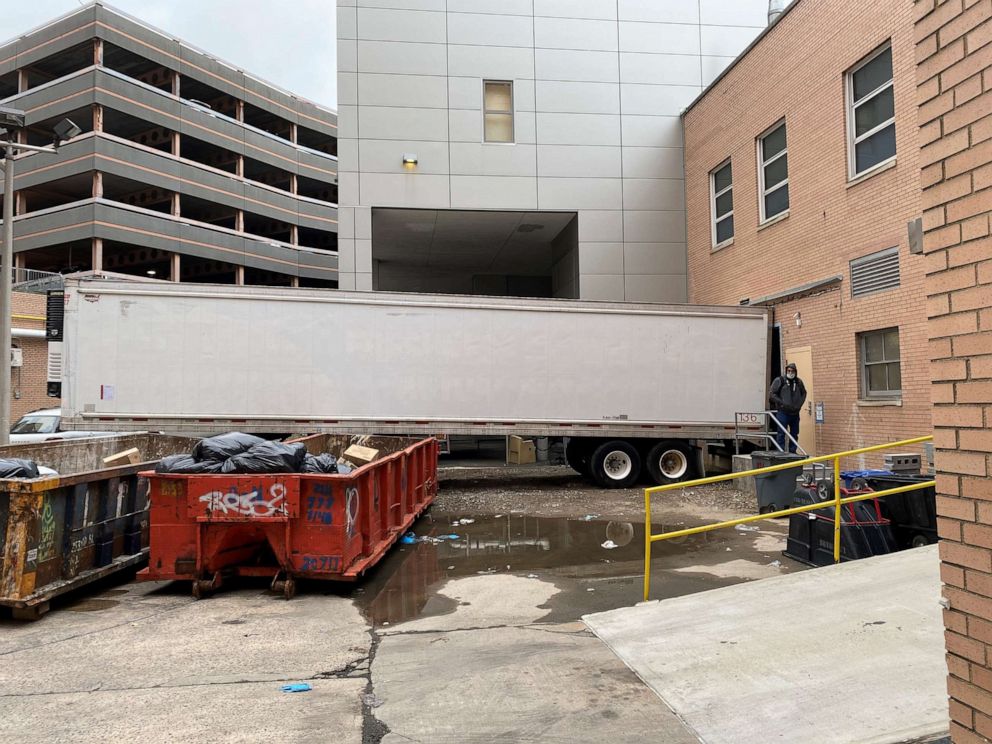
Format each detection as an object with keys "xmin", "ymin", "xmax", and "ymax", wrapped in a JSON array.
[
  {"xmin": 156, "ymin": 432, "xmax": 351, "ymax": 475},
  {"xmin": 0, "ymin": 458, "xmax": 41, "ymax": 479}
]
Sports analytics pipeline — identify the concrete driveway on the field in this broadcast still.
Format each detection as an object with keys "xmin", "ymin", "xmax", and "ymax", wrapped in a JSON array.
[{"xmin": 0, "ymin": 573, "xmax": 698, "ymax": 743}]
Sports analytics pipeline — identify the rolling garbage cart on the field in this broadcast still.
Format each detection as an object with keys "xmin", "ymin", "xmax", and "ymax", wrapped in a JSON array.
[{"xmin": 750, "ymin": 450, "xmax": 806, "ymax": 514}]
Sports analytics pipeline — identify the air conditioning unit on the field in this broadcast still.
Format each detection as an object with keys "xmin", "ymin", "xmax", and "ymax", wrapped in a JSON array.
[{"xmin": 10, "ymin": 347, "xmax": 22, "ymax": 368}]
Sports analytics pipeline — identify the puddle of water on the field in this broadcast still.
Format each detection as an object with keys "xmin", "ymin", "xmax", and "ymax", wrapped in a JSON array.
[
  {"xmin": 65, "ymin": 598, "xmax": 120, "ymax": 613},
  {"xmin": 350, "ymin": 512, "xmax": 722, "ymax": 626}
]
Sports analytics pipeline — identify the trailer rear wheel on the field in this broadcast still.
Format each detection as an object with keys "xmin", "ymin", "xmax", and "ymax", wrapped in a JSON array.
[
  {"xmin": 591, "ymin": 441, "xmax": 641, "ymax": 489},
  {"xmin": 646, "ymin": 442, "xmax": 695, "ymax": 485}
]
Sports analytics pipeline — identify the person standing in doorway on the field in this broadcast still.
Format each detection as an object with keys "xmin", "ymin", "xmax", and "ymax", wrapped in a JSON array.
[{"xmin": 769, "ymin": 362, "xmax": 807, "ymax": 453}]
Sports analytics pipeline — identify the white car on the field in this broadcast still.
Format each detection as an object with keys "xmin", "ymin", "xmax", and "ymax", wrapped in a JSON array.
[{"xmin": 9, "ymin": 408, "xmax": 119, "ymax": 444}]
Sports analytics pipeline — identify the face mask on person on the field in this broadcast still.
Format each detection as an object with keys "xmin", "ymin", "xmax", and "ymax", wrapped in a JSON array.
[{"xmin": 786, "ymin": 372, "xmax": 796, "ymax": 380}]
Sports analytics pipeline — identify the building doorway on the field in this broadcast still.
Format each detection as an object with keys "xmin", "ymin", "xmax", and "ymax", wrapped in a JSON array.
[{"xmin": 785, "ymin": 345, "xmax": 815, "ymax": 455}]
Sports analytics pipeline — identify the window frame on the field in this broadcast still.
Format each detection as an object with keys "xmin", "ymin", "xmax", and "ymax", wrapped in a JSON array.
[
  {"xmin": 859, "ymin": 327, "xmax": 902, "ymax": 399},
  {"xmin": 846, "ymin": 42, "xmax": 896, "ymax": 180},
  {"xmin": 757, "ymin": 119, "xmax": 789, "ymax": 224},
  {"xmin": 482, "ymin": 79, "xmax": 514, "ymax": 144},
  {"xmin": 710, "ymin": 158, "xmax": 734, "ymax": 249}
]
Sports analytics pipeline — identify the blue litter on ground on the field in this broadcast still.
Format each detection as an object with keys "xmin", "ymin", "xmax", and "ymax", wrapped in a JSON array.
[
  {"xmin": 281, "ymin": 683, "xmax": 312, "ymax": 693},
  {"xmin": 399, "ymin": 533, "xmax": 416, "ymax": 545}
]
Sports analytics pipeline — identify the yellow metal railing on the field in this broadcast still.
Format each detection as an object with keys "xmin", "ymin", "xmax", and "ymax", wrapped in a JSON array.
[{"xmin": 643, "ymin": 436, "xmax": 935, "ymax": 601}]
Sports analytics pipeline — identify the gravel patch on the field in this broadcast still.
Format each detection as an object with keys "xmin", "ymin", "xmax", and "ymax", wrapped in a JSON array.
[{"xmin": 436, "ymin": 463, "xmax": 756, "ymax": 523}]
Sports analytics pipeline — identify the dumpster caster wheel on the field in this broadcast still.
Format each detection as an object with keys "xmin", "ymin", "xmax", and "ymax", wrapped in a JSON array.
[
  {"xmin": 911, "ymin": 534, "xmax": 929, "ymax": 549},
  {"xmin": 271, "ymin": 574, "xmax": 296, "ymax": 600},
  {"xmin": 192, "ymin": 572, "xmax": 222, "ymax": 600}
]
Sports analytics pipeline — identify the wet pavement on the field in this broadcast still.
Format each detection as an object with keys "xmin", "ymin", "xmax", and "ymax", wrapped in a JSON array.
[{"xmin": 348, "ymin": 509, "xmax": 801, "ymax": 627}]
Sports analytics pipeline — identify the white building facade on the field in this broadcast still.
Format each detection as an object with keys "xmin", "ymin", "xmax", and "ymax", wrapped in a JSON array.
[{"xmin": 337, "ymin": 0, "xmax": 773, "ymax": 301}]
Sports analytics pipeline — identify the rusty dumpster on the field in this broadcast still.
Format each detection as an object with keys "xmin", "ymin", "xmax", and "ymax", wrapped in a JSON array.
[
  {"xmin": 0, "ymin": 434, "xmax": 200, "ymax": 619},
  {"xmin": 137, "ymin": 435, "xmax": 439, "ymax": 598}
]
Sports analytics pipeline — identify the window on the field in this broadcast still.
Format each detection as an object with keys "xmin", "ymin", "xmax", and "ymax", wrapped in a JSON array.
[
  {"xmin": 859, "ymin": 328, "xmax": 901, "ymax": 398},
  {"xmin": 850, "ymin": 246, "xmax": 900, "ymax": 297},
  {"xmin": 847, "ymin": 44, "xmax": 895, "ymax": 177},
  {"xmin": 484, "ymin": 80, "xmax": 513, "ymax": 143},
  {"xmin": 710, "ymin": 160, "xmax": 734, "ymax": 247},
  {"xmin": 10, "ymin": 414, "xmax": 58, "ymax": 434},
  {"xmin": 758, "ymin": 121, "xmax": 789, "ymax": 222}
]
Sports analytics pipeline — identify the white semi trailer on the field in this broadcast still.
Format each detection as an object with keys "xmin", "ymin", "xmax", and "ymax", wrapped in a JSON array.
[{"xmin": 51, "ymin": 278, "xmax": 769, "ymax": 488}]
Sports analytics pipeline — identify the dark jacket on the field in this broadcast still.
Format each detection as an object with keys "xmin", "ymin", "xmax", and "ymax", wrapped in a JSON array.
[{"xmin": 770, "ymin": 375, "xmax": 807, "ymax": 414}]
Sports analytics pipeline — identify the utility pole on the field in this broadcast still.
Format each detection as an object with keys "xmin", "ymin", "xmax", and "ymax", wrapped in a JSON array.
[
  {"xmin": 0, "ymin": 144, "xmax": 13, "ymax": 445},
  {"xmin": 0, "ymin": 108, "xmax": 81, "ymax": 444}
]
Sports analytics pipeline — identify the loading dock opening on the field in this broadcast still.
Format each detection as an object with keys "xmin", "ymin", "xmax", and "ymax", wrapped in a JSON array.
[{"xmin": 371, "ymin": 208, "xmax": 579, "ymax": 299}]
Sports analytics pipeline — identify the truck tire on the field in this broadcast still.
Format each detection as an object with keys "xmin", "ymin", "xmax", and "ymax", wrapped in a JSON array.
[
  {"xmin": 590, "ymin": 440, "xmax": 641, "ymax": 489},
  {"xmin": 646, "ymin": 441, "xmax": 695, "ymax": 485},
  {"xmin": 565, "ymin": 438, "xmax": 591, "ymax": 475}
]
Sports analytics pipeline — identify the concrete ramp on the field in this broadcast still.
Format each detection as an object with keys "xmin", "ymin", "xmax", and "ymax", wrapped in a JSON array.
[{"xmin": 584, "ymin": 546, "xmax": 948, "ymax": 744}]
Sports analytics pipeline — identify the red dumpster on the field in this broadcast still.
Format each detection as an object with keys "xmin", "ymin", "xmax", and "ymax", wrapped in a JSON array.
[{"xmin": 137, "ymin": 436, "xmax": 438, "ymax": 597}]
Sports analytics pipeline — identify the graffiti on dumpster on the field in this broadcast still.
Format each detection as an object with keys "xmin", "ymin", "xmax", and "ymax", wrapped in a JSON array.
[
  {"xmin": 299, "ymin": 554, "xmax": 342, "ymax": 573},
  {"xmin": 198, "ymin": 483, "xmax": 288, "ymax": 518},
  {"xmin": 345, "ymin": 487, "xmax": 359, "ymax": 539},
  {"xmin": 306, "ymin": 484, "xmax": 334, "ymax": 525},
  {"xmin": 37, "ymin": 498, "xmax": 57, "ymax": 562},
  {"xmin": 67, "ymin": 533, "xmax": 95, "ymax": 575}
]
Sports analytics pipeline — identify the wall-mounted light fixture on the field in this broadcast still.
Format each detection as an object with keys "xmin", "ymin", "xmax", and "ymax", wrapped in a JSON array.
[{"xmin": 402, "ymin": 153, "xmax": 418, "ymax": 167}]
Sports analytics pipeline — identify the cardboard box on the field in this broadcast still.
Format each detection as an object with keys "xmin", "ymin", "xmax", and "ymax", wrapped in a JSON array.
[
  {"xmin": 507, "ymin": 436, "xmax": 536, "ymax": 465},
  {"xmin": 102, "ymin": 447, "xmax": 141, "ymax": 467},
  {"xmin": 342, "ymin": 444, "xmax": 379, "ymax": 466}
]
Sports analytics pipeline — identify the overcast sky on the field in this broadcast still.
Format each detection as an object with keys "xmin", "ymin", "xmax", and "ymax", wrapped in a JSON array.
[{"xmin": 1, "ymin": 0, "xmax": 338, "ymax": 108}]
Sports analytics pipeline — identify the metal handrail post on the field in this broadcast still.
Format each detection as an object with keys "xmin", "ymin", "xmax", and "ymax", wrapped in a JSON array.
[
  {"xmin": 643, "ymin": 488, "xmax": 652, "ymax": 601},
  {"xmin": 833, "ymin": 456, "xmax": 842, "ymax": 562}
]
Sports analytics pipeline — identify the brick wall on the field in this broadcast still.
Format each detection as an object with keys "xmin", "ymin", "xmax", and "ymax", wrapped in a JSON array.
[
  {"xmin": 9, "ymin": 292, "xmax": 58, "ymax": 422},
  {"xmin": 914, "ymin": 0, "xmax": 992, "ymax": 741},
  {"xmin": 683, "ymin": 0, "xmax": 930, "ymax": 460}
]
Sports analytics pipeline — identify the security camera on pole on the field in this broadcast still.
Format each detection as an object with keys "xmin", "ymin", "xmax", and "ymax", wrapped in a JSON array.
[{"xmin": 0, "ymin": 106, "xmax": 81, "ymax": 445}]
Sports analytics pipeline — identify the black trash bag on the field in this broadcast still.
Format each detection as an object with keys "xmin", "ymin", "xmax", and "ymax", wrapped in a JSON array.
[
  {"xmin": 192, "ymin": 432, "xmax": 266, "ymax": 463},
  {"xmin": 303, "ymin": 453, "xmax": 339, "ymax": 474},
  {"xmin": 221, "ymin": 440, "xmax": 308, "ymax": 474},
  {"xmin": 155, "ymin": 455, "xmax": 224, "ymax": 474},
  {"xmin": 0, "ymin": 458, "xmax": 40, "ymax": 479}
]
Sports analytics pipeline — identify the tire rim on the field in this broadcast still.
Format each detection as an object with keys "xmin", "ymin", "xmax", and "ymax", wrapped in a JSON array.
[
  {"xmin": 603, "ymin": 450, "xmax": 633, "ymax": 480},
  {"xmin": 658, "ymin": 449, "xmax": 688, "ymax": 480}
]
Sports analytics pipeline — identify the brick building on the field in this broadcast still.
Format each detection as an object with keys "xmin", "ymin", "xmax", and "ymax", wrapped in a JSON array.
[
  {"xmin": 914, "ymin": 0, "xmax": 992, "ymax": 741},
  {"xmin": 683, "ymin": 0, "xmax": 929, "ymax": 460},
  {"xmin": 9, "ymin": 291, "xmax": 57, "ymax": 422}
]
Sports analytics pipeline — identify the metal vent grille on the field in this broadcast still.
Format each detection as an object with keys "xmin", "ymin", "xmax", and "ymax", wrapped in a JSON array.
[
  {"xmin": 850, "ymin": 247, "xmax": 900, "ymax": 297},
  {"xmin": 46, "ymin": 341, "xmax": 63, "ymax": 398},
  {"xmin": 46, "ymin": 341, "xmax": 63, "ymax": 383},
  {"xmin": 46, "ymin": 290, "xmax": 65, "ymax": 341}
]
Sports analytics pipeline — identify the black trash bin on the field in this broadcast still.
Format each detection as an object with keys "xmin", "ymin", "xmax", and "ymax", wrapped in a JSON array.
[
  {"xmin": 750, "ymin": 450, "xmax": 806, "ymax": 514},
  {"xmin": 863, "ymin": 474, "xmax": 937, "ymax": 549},
  {"xmin": 784, "ymin": 482, "xmax": 899, "ymax": 566}
]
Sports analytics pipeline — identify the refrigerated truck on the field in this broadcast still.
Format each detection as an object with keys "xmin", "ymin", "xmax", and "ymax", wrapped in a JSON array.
[{"xmin": 49, "ymin": 278, "xmax": 769, "ymax": 488}]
